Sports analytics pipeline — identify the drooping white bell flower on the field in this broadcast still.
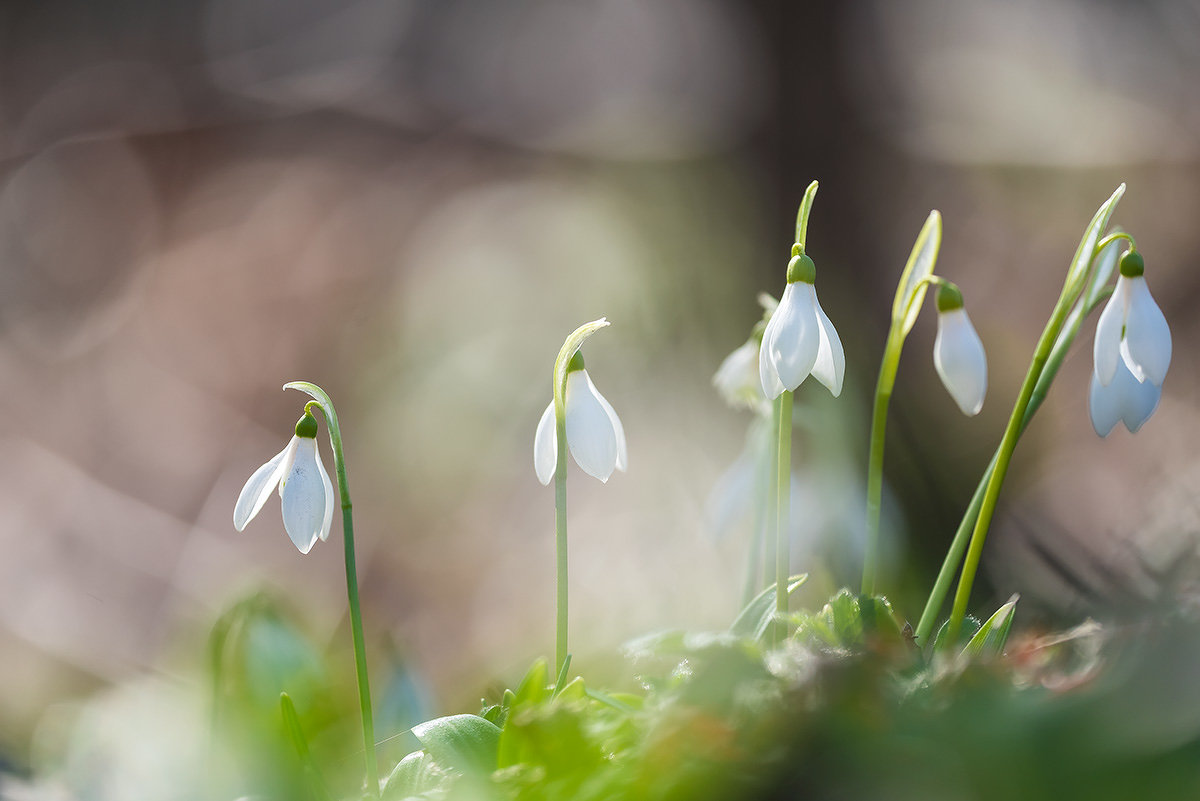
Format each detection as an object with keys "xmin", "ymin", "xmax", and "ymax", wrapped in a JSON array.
[
  {"xmin": 758, "ymin": 253, "xmax": 844, "ymax": 399},
  {"xmin": 1088, "ymin": 356, "xmax": 1161, "ymax": 436},
  {"xmin": 932, "ymin": 284, "xmax": 987, "ymax": 416},
  {"xmin": 1088, "ymin": 249, "xmax": 1170, "ymax": 436},
  {"xmin": 1092, "ymin": 250, "xmax": 1171, "ymax": 388},
  {"xmin": 714, "ymin": 338, "xmax": 769, "ymax": 413},
  {"xmin": 234, "ymin": 409, "xmax": 335, "ymax": 553},
  {"xmin": 534, "ymin": 353, "xmax": 627, "ymax": 485}
]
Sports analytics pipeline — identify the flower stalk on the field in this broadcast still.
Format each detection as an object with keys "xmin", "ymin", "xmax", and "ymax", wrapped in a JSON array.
[
  {"xmin": 542, "ymin": 319, "xmax": 613, "ymax": 676},
  {"xmin": 284, "ymin": 381, "xmax": 379, "ymax": 798},
  {"xmin": 861, "ymin": 212, "xmax": 942, "ymax": 596}
]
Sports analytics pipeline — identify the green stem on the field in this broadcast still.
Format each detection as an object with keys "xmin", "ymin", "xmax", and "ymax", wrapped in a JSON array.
[
  {"xmin": 554, "ymin": 407, "xmax": 569, "ymax": 675},
  {"xmin": 775, "ymin": 391, "xmax": 794, "ymax": 631},
  {"xmin": 285, "ymin": 384, "xmax": 379, "ymax": 799},
  {"xmin": 915, "ymin": 290, "xmax": 1092, "ymax": 644},
  {"xmin": 763, "ymin": 406, "xmax": 780, "ymax": 590},
  {"xmin": 861, "ymin": 327, "xmax": 904, "ymax": 596},
  {"xmin": 945, "ymin": 293, "xmax": 1078, "ymax": 645}
]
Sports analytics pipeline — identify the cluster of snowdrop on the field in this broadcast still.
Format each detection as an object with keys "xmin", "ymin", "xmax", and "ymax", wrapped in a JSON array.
[{"xmin": 223, "ymin": 182, "xmax": 1171, "ymax": 800}]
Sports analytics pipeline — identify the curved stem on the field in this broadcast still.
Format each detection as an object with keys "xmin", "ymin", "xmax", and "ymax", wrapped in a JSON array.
[
  {"xmin": 286, "ymin": 383, "xmax": 379, "ymax": 798},
  {"xmin": 1096, "ymin": 231, "xmax": 1136, "ymax": 254},
  {"xmin": 861, "ymin": 325, "xmax": 904, "ymax": 596}
]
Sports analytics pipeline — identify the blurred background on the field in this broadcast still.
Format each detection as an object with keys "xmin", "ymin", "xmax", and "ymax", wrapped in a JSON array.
[{"xmin": 2, "ymin": 0, "xmax": 1200, "ymax": 783}]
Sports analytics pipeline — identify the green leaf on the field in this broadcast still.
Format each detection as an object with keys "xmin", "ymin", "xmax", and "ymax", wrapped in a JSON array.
[
  {"xmin": 513, "ymin": 658, "xmax": 550, "ymax": 707},
  {"xmin": 932, "ymin": 614, "xmax": 982, "ymax": 651},
  {"xmin": 1063, "ymin": 184, "xmax": 1125, "ymax": 302},
  {"xmin": 381, "ymin": 750, "xmax": 446, "ymax": 800},
  {"xmin": 794, "ymin": 180, "xmax": 820, "ymax": 249},
  {"xmin": 729, "ymin": 574, "xmax": 808, "ymax": 637},
  {"xmin": 891, "ymin": 211, "xmax": 942, "ymax": 336},
  {"xmin": 961, "ymin": 594, "xmax": 1019, "ymax": 658},
  {"xmin": 412, "ymin": 714, "xmax": 502, "ymax": 776}
]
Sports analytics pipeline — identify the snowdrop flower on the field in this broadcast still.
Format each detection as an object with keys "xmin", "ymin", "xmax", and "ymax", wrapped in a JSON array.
[
  {"xmin": 714, "ymin": 337, "xmax": 769, "ymax": 413},
  {"xmin": 534, "ymin": 351, "xmax": 627, "ymax": 484},
  {"xmin": 933, "ymin": 284, "xmax": 987, "ymax": 416},
  {"xmin": 234, "ymin": 409, "xmax": 334, "ymax": 553},
  {"xmin": 759, "ymin": 252, "xmax": 844, "ymax": 399},
  {"xmin": 1090, "ymin": 250, "xmax": 1170, "ymax": 436}
]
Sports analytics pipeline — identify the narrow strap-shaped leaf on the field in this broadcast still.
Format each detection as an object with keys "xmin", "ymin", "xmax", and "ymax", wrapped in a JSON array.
[
  {"xmin": 961, "ymin": 594, "xmax": 1019, "ymax": 658},
  {"xmin": 729, "ymin": 574, "xmax": 808, "ymax": 637}
]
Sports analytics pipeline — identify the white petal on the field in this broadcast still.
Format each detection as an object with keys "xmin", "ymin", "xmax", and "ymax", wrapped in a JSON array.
[
  {"xmin": 714, "ymin": 340, "xmax": 764, "ymax": 410},
  {"xmin": 1120, "ymin": 373, "xmax": 1161, "ymax": 434},
  {"xmin": 1089, "ymin": 359, "xmax": 1161, "ymax": 437},
  {"xmin": 1087, "ymin": 371, "xmax": 1122, "ymax": 438},
  {"xmin": 315, "ymin": 445, "xmax": 335, "ymax": 541},
  {"xmin": 279, "ymin": 438, "xmax": 328, "ymax": 553},
  {"xmin": 1092, "ymin": 278, "xmax": 1126, "ymax": 386},
  {"xmin": 233, "ymin": 438, "xmax": 294, "ymax": 531},
  {"xmin": 564, "ymin": 370, "xmax": 618, "ymax": 482},
  {"xmin": 767, "ymin": 282, "xmax": 819, "ymax": 392},
  {"xmin": 533, "ymin": 400, "xmax": 557, "ymax": 486},
  {"xmin": 592, "ymin": 378, "xmax": 627, "ymax": 473},
  {"xmin": 934, "ymin": 308, "xmax": 988, "ymax": 416},
  {"xmin": 1121, "ymin": 275, "xmax": 1172, "ymax": 386},
  {"xmin": 758, "ymin": 312, "xmax": 786, "ymax": 400},
  {"xmin": 810, "ymin": 292, "xmax": 845, "ymax": 397}
]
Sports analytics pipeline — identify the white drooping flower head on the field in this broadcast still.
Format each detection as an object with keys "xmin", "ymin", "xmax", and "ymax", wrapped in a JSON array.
[
  {"xmin": 758, "ymin": 251, "xmax": 844, "ymax": 399},
  {"xmin": 1089, "ymin": 249, "xmax": 1171, "ymax": 436},
  {"xmin": 534, "ymin": 350, "xmax": 627, "ymax": 485},
  {"xmin": 932, "ymin": 283, "xmax": 987, "ymax": 416},
  {"xmin": 234, "ymin": 408, "xmax": 335, "ymax": 553}
]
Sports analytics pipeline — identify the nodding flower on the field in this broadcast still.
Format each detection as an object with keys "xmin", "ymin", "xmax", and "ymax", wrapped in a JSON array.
[
  {"xmin": 932, "ymin": 283, "xmax": 987, "ymax": 417},
  {"xmin": 234, "ymin": 408, "xmax": 335, "ymax": 553},
  {"xmin": 1089, "ymin": 250, "xmax": 1171, "ymax": 436},
  {"xmin": 534, "ymin": 351, "xmax": 627, "ymax": 484},
  {"xmin": 758, "ymin": 251, "xmax": 844, "ymax": 399}
]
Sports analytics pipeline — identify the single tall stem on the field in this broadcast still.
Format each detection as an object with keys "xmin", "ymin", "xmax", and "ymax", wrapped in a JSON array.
[
  {"xmin": 861, "ymin": 330, "xmax": 903, "ymax": 596},
  {"xmin": 775, "ymin": 391, "xmax": 794, "ymax": 627},
  {"xmin": 554, "ymin": 411, "xmax": 569, "ymax": 675},
  {"xmin": 286, "ymin": 384, "xmax": 379, "ymax": 798}
]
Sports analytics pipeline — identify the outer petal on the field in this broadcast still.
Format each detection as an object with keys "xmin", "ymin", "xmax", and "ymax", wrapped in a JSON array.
[
  {"xmin": 1092, "ymin": 278, "xmax": 1126, "ymax": 386},
  {"xmin": 1089, "ymin": 358, "xmax": 1161, "ymax": 437},
  {"xmin": 767, "ymin": 282, "xmax": 820, "ymax": 392},
  {"xmin": 564, "ymin": 370, "xmax": 618, "ymax": 482},
  {"xmin": 714, "ymin": 340, "xmax": 764, "ymax": 410},
  {"xmin": 233, "ymin": 438, "xmax": 295, "ymax": 531},
  {"xmin": 1087, "ymin": 371, "xmax": 1122, "ymax": 437},
  {"xmin": 279, "ymin": 437, "xmax": 328, "ymax": 554},
  {"xmin": 809, "ymin": 292, "xmax": 845, "ymax": 397},
  {"xmin": 315, "ymin": 446, "xmax": 335, "ymax": 541},
  {"xmin": 1120, "ymin": 275, "xmax": 1172, "ymax": 386},
  {"xmin": 533, "ymin": 400, "xmax": 557, "ymax": 486},
  {"xmin": 592, "ymin": 377, "xmax": 627, "ymax": 473},
  {"xmin": 758, "ymin": 311, "xmax": 786, "ymax": 400},
  {"xmin": 934, "ymin": 308, "xmax": 988, "ymax": 416}
]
